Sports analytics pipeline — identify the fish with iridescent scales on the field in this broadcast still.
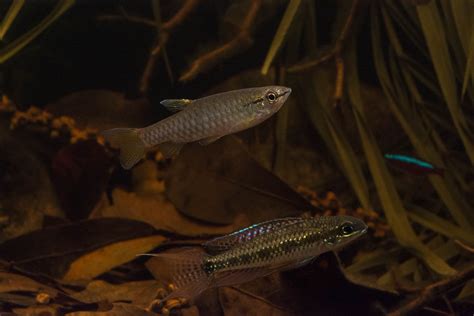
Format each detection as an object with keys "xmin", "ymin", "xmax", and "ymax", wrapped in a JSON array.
[
  {"xmin": 101, "ymin": 86, "xmax": 291, "ymax": 169},
  {"xmin": 142, "ymin": 216, "xmax": 367, "ymax": 301},
  {"xmin": 384, "ymin": 153, "xmax": 444, "ymax": 176}
]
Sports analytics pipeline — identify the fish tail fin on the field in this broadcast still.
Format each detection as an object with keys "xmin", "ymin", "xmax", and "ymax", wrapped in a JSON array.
[
  {"xmin": 140, "ymin": 248, "xmax": 210, "ymax": 301},
  {"xmin": 101, "ymin": 128, "xmax": 145, "ymax": 169}
]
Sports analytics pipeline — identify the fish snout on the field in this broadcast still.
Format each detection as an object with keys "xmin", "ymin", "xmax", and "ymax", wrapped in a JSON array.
[{"xmin": 272, "ymin": 86, "xmax": 292, "ymax": 111}]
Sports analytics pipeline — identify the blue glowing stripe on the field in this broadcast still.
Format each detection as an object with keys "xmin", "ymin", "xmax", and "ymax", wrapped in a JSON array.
[{"xmin": 384, "ymin": 154, "xmax": 434, "ymax": 169}]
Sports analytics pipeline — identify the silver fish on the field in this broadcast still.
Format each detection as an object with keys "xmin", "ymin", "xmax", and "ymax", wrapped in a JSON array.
[
  {"xmin": 101, "ymin": 86, "xmax": 291, "ymax": 169},
  {"xmin": 143, "ymin": 216, "xmax": 367, "ymax": 301}
]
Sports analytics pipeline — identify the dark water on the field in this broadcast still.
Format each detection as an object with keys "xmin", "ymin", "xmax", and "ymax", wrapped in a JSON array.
[{"xmin": 0, "ymin": 1, "xmax": 473, "ymax": 315}]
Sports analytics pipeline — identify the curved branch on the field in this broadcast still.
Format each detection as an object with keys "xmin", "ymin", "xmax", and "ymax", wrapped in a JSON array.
[
  {"xmin": 388, "ymin": 264, "xmax": 474, "ymax": 316},
  {"xmin": 178, "ymin": 0, "xmax": 262, "ymax": 82}
]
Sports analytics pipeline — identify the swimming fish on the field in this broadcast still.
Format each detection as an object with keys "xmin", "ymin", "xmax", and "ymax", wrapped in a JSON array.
[
  {"xmin": 384, "ymin": 153, "xmax": 444, "ymax": 176},
  {"xmin": 142, "ymin": 216, "xmax": 367, "ymax": 301},
  {"xmin": 101, "ymin": 86, "xmax": 291, "ymax": 169}
]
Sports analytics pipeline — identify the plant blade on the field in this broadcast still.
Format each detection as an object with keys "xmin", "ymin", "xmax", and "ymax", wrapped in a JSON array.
[
  {"xmin": 0, "ymin": 0, "xmax": 75, "ymax": 64},
  {"xmin": 261, "ymin": 0, "xmax": 302, "ymax": 75}
]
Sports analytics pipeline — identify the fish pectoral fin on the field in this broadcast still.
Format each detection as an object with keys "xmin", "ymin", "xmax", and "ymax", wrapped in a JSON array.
[
  {"xmin": 160, "ymin": 99, "xmax": 193, "ymax": 112},
  {"xmin": 157, "ymin": 142, "xmax": 184, "ymax": 158},
  {"xmin": 198, "ymin": 136, "xmax": 222, "ymax": 146}
]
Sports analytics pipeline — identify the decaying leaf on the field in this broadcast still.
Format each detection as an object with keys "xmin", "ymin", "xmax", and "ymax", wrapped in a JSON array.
[
  {"xmin": 0, "ymin": 218, "xmax": 156, "ymax": 278},
  {"xmin": 72, "ymin": 280, "xmax": 164, "ymax": 308},
  {"xmin": 93, "ymin": 160, "xmax": 249, "ymax": 236},
  {"xmin": 51, "ymin": 140, "xmax": 112, "ymax": 220},
  {"xmin": 13, "ymin": 305, "xmax": 61, "ymax": 316},
  {"xmin": 63, "ymin": 235, "xmax": 167, "ymax": 282},
  {"xmin": 0, "ymin": 272, "xmax": 59, "ymax": 297},
  {"xmin": 219, "ymin": 286, "xmax": 289, "ymax": 316},
  {"xmin": 0, "ymin": 121, "xmax": 63, "ymax": 242},
  {"xmin": 66, "ymin": 303, "xmax": 156, "ymax": 316},
  {"xmin": 165, "ymin": 136, "xmax": 314, "ymax": 225}
]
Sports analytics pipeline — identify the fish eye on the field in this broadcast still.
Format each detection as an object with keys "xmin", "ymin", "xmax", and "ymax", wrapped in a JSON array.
[
  {"xmin": 341, "ymin": 223, "xmax": 354, "ymax": 236},
  {"xmin": 266, "ymin": 91, "xmax": 277, "ymax": 102}
]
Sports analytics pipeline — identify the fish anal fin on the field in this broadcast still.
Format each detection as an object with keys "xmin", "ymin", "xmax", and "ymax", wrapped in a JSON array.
[
  {"xmin": 199, "ymin": 136, "xmax": 222, "ymax": 146},
  {"xmin": 161, "ymin": 99, "xmax": 193, "ymax": 112},
  {"xmin": 157, "ymin": 142, "xmax": 184, "ymax": 158}
]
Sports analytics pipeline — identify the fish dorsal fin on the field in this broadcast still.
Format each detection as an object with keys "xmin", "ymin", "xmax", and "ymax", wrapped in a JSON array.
[
  {"xmin": 203, "ymin": 217, "xmax": 305, "ymax": 255},
  {"xmin": 160, "ymin": 99, "xmax": 193, "ymax": 112}
]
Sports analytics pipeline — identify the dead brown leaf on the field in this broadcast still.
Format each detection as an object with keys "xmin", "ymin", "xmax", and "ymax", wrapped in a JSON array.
[
  {"xmin": 219, "ymin": 287, "xmax": 290, "ymax": 316},
  {"xmin": 62, "ymin": 235, "xmax": 167, "ymax": 282},
  {"xmin": 0, "ymin": 272, "xmax": 59, "ymax": 297},
  {"xmin": 71, "ymin": 280, "xmax": 164, "ymax": 308},
  {"xmin": 165, "ymin": 136, "xmax": 314, "ymax": 225},
  {"xmin": 66, "ymin": 303, "xmax": 156, "ymax": 316},
  {"xmin": 0, "ymin": 218, "xmax": 156, "ymax": 278},
  {"xmin": 0, "ymin": 122, "xmax": 62, "ymax": 242},
  {"xmin": 93, "ymin": 188, "xmax": 247, "ymax": 237}
]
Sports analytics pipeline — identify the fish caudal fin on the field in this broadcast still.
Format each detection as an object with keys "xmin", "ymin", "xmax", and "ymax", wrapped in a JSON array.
[
  {"xmin": 140, "ymin": 248, "xmax": 210, "ymax": 301},
  {"xmin": 101, "ymin": 128, "xmax": 145, "ymax": 170}
]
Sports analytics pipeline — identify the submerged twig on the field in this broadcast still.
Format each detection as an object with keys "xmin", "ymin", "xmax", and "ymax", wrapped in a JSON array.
[
  {"xmin": 455, "ymin": 239, "xmax": 474, "ymax": 253},
  {"xmin": 140, "ymin": 0, "xmax": 199, "ymax": 93},
  {"xmin": 288, "ymin": 0, "xmax": 358, "ymax": 107},
  {"xmin": 178, "ymin": 0, "xmax": 262, "ymax": 82},
  {"xmin": 97, "ymin": 13, "xmax": 155, "ymax": 27},
  {"xmin": 388, "ymin": 264, "xmax": 474, "ymax": 316},
  {"xmin": 287, "ymin": 0, "xmax": 358, "ymax": 73}
]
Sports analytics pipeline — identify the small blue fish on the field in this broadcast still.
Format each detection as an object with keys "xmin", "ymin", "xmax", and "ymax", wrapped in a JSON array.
[
  {"xmin": 142, "ymin": 216, "xmax": 367, "ymax": 301},
  {"xmin": 384, "ymin": 153, "xmax": 444, "ymax": 176}
]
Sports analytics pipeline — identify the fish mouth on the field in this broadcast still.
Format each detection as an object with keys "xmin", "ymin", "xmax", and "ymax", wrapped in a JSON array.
[{"xmin": 278, "ymin": 88, "xmax": 292, "ymax": 98}]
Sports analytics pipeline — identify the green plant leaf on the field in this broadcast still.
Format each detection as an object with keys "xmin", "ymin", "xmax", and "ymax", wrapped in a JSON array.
[
  {"xmin": 456, "ymin": 280, "xmax": 474, "ymax": 301},
  {"xmin": 0, "ymin": 0, "xmax": 75, "ymax": 64},
  {"xmin": 261, "ymin": 0, "xmax": 302, "ymax": 75},
  {"xmin": 450, "ymin": 0, "xmax": 473, "ymax": 57},
  {"xmin": 347, "ymin": 24, "xmax": 456, "ymax": 276},
  {"xmin": 416, "ymin": 1, "xmax": 474, "ymax": 164},
  {"xmin": 461, "ymin": 29, "xmax": 474, "ymax": 99},
  {"xmin": 407, "ymin": 206, "xmax": 474, "ymax": 246},
  {"xmin": 373, "ymin": 1, "xmax": 474, "ymax": 229},
  {"xmin": 0, "ymin": 0, "xmax": 25, "ymax": 40}
]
